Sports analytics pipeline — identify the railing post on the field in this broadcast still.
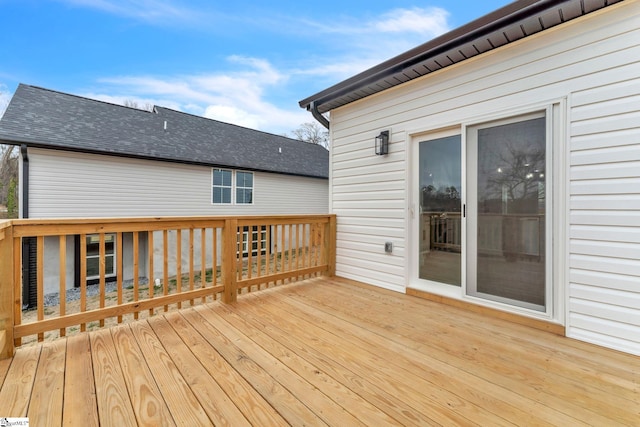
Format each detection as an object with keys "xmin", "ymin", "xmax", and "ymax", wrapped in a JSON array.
[
  {"xmin": 0, "ymin": 222, "xmax": 15, "ymax": 359},
  {"xmin": 325, "ymin": 215, "xmax": 337, "ymax": 277},
  {"xmin": 222, "ymin": 218, "xmax": 238, "ymax": 303}
]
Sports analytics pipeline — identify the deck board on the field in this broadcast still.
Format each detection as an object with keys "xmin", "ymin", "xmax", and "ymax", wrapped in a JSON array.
[
  {"xmin": 147, "ymin": 314, "xmax": 251, "ymax": 426},
  {"xmin": 63, "ymin": 333, "xmax": 98, "ymax": 427},
  {"xmin": 110, "ymin": 324, "xmax": 175, "ymax": 426},
  {"xmin": 166, "ymin": 311, "xmax": 288, "ymax": 426},
  {"xmin": 90, "ymin": 328, "xmax": 138, "ymax": 427},
  {"xmin": 210, "ymin": 301, "xmax": 401, "ymax": 426},
  {"xmin": 193, "ymin": 304, "xmax": 367, "ymax": 427},
  {"xmin": 28, "ymin": 339, "xmax": 66, "ymax": 426},
  {"xmin": 0, "ymin": 344, "xmax": 40, "ymax": 417},
  {"xmin": 183, "ymin": 306, "xmax": 327, "ymax": 426},
  {"xmin": 0, "ymin": 276, "xmax": 638, "ymax": 426},
  {"xmin": 292, "ymin": 279, "xmax": 637, "ymax": 425}
]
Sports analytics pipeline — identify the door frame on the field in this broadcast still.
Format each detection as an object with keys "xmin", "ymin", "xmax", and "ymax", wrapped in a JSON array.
[
  {"xmin": 407, "ymin": 100, "xmax": 567, "ymax": 324},
  {"xmin": 465, "ymin": 109, "xmax": 551, "ymax": 313}
]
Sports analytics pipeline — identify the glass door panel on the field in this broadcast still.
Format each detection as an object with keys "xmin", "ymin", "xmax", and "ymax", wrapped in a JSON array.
[
  {"xmin": 467, "ymin": 115, "xmax": 547, "ymax": 310},
  {"xmin": 419, "ymin": 135, "xmax": 461, "ymax": 286}
]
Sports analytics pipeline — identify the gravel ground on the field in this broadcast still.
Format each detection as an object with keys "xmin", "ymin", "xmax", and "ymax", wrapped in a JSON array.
[{"xmin": 43, "ymin": 278, "xmax": 149, "ymax": 307}]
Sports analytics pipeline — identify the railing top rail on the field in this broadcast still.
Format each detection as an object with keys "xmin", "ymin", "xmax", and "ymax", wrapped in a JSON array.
[
  {"xmin": 10, "ymin": 214, "xmax": 336, "ymax": 238},
  {"xmin": 0, "ymin": 220, "xmax": 11, "ymax": 232},
  {"xmin": 10, "ymin": 214, "xmax": 334, "ymax": 226}
]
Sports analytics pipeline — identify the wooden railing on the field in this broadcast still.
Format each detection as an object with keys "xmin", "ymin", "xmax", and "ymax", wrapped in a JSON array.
[{"xmin": 0, "ymin": 214, "xmax": 336, "ymax": 359}]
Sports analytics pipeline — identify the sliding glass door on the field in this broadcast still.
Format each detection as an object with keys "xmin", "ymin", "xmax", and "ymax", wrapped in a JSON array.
[
  {"xmin": 466, "ymin": 113, "xmax": 547, "ymax": 311},
  {"xmin": 415, "ymin": 111, "xmax": 550, "ymax": 313},
  {"xmin": 418, "ymin": 134, "xmax": 462, "ymax": 286}
]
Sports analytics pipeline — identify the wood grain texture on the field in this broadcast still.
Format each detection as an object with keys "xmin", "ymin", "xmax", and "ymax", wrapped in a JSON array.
[
  {"xmin": 168, "ymin": 311, "xmax": 287, "ymax": 427},
  {"xmin": 0, "ymin": 344, "xmax": 41, "ymax": 416},
  {"xmin": 111, "ymin": 324, "xmax": 175, "ymax": 426},
  {"xmin": 128, "ymin": 320, "xmax": 211, "ymax": 426},
  {"xmin": 63, "ymin": 333, "xmax": 98, "ymax": 427},
  {"xmin": 193, "ymin": 303, "xmax": 368, "ymax": 427},
  {"xmin": 28, "ymin": 339, "xmax": 66, "ymax": 426},
  {"xmin": 183, "ymin": 306, "xmax": 327, "ymax": 427},
  {"xmin": 148, "ymin": 314, "xmax": 251, "ymax": 427},
  {"xmin": 0, "ymin": 276, "xmax": 637, "ymax": 426},
  {"xmin": 90, "ymin": 328, "xmax": 137, "ymax": 427}
]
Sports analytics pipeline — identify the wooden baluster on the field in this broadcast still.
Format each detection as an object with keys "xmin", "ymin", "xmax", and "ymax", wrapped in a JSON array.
[
  {"xmin": 212, "ymin": 227, "xmax": 218, "ymax": 300},
  {"xmin": 163, "ymin": 230, "xmax": 169, "ymax": 312},
  {"xmin": 99, "ymin": 233, "xmax": 105, "ymax": 328},
  {"xmin": 265, "ymin": 225, "xmax": 271, "ymax": 287},
  {"xmin": 255, "ymin": 226, "xmax": 262, "ymax": 288},
  {"xmin": 36, "ymin": 235, "xmax": 44, "ymax": 341},
  {"xmin": 117, "ymin": 232, "xmax": 123, "ymax": 323},
  {"xmin": 176, "ymin": 229, "xmax": 182, "ymax": 309},
  {"xmin": 296, "ymin": 223, "xmax": 302, "ymax": 281},
  {"xmin": 79, "ymin": 234, "xmax": 87, "ymax": 332},
  {"xmin": 280, "ymin": 225, "xmax": 285, "ymax": 284},
  {"xmin": 189, "ymin": 228, "xmax": 194, "ymax": 306},
  {"xmin": 148, "ymin": 231, "xmax": 154, "ymax": 316},
  {"xmin": 133, "ymin": 231, "xmax": 139, "ymax": 320},
  {"xmin": 59, "ymin": 235, "xmax": 66, "ymax": 337},
  {"xmin": 247, "ymin": 226, "xmax": 253, "ymax": 285},
  {"xmin": 201, "ymin": 227, "xmax": 206, "ymax": 304}
]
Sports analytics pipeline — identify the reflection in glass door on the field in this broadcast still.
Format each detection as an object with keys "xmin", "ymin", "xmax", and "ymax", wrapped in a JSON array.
[
  {"xmin": 467, "ymin": 114, "xmax": 547, "ymax": 310},
  {"xmin": 419, "ymin": 135, "xmax": 461, "ymax": 286}
]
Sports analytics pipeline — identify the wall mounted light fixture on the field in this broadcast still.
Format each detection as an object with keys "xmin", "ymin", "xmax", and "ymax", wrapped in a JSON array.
[{"xmin": 375, "ymin": 130, "xmax": 389, "ymax": 155}]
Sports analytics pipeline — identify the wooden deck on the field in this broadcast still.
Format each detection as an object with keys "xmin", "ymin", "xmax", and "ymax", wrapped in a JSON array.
[{"xmin": 0, "ymin": 277, "xmax": 638, "ymax": 426}]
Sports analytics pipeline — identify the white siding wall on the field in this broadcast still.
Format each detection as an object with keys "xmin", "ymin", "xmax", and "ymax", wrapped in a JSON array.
[
  {"xmin": 27, "ymin": 148, "xmax": 328, "ymax": 294},
  {"xmin": 27, "ymin": 148, "xmax": 328, "ymax": 217},
  {"xmin": 329, "ymin": 2, "xmax": 639, "ymax": 354},
  {"xmin": 568, "ymin": 77, "xmax": 640, "ymax": 354}
]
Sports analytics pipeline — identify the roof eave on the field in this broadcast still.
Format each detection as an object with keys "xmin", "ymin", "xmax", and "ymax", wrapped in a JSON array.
[{"xmin": 299, "ymin": 0, "xmax": 607, "ymax": 114}]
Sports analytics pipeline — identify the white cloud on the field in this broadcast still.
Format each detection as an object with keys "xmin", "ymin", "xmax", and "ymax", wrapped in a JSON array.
[
  {"xmin": 203, "ymin": 105, "xmax": 261, "ymax": 129},
  {"xmin": 307, "ymin": 7, "xmax": 449, "ymax": 38},
  {"xmin": 76, "ymin": 7, "xmax": 453, "ymax": 133},
  {"xmin": 89, "ymin": 56, "xmax": 308, "ymax": 134},
  {"xmin": 58, "ymin": 0, "xmax": 199, "ymax": 24},
  {"xmin": 293, "ymin": 7, "xmax": 452, "ymax": 82},
  {"xmin": 373, "ymin": 7, "xmax": 450, "ymax": 36}
]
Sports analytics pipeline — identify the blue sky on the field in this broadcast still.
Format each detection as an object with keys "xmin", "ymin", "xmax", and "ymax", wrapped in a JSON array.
[{"xmin": 0, "ymin": 0, "xmax": 511, "ymax": 135}]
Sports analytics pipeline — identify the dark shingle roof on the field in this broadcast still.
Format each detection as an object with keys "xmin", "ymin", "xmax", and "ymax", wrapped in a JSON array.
[{"xmin": 0, "ymin": 84, "xmax": 328, "ymax": 179}]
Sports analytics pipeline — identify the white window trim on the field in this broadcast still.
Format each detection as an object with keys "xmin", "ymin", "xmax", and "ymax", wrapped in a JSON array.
[
  {"xmin": 212, "ymin": 168, "xmax": 233, "ymax": 205},
  {"xmin": 211, "ymin": 169, "xmax": 255, "ymax": 205},
  {"xmin": 235, "ymin": 171, "xmax": 254, "ymax": 205},
  {"xmin": 86, "ymin": 233, "xmax": 117, "ymax": 281}
]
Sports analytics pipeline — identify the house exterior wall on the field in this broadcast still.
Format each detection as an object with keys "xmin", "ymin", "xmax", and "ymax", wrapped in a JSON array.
[
  {"xmin": 27, "ymin": 148, "xmax": 328, "ymax": 294},
  {"xmin": 26, "ymin": 148, "xmax": 328, "ymax": 217},
  {"xmin": 328, "ymin": 1, "xmax": 639, "ymax": 355}
]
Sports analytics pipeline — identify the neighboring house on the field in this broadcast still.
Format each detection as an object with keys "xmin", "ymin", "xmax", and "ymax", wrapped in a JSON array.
[
  {"xmin": 300, "ymin": 0, "xmax": 639, "ymax": 355},
  {"xmin": 0, "ymin": 84, "xmax": 328, "ymax": 299}
]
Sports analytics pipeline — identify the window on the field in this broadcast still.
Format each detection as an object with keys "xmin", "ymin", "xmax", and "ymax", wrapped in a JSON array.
[
  {"xmin": 212, "ymin": 169, "xmax": 254, "ymax": 205},
  {"xmin": 212, "ymin": 169, "xmax": 232, "ymax": 204},
  {"xmin": 238, "ymin": 225, "xmax": 267, "ymax": 257},
  {"xmin": 236, "ymin": 171, "xmax": 253, "ymax": 204},
  {"xmin": 86, "ymin": 233, "xmax": 116, "ymax": 280}
]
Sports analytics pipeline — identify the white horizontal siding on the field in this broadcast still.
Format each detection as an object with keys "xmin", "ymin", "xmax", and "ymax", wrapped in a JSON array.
[
  {"xmin": 329, "ymin": 1, "xmax": 640, "ymax": 354},
  {"xmin": 568, "ymin": 60, "xmax": 640, "ymax": 354},
  {"xmin": 27, "ymin": 148, "xmax": 328, "ymax": 218},
  {"xmin": 331, "ymin": 127, "xmax": 406, "ymax": 290}
]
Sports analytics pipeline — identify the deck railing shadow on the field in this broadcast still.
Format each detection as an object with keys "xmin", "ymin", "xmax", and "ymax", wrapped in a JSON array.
[{"xmin": 0, "ymin": 214, "xmax": 336, "ymax": 358}]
